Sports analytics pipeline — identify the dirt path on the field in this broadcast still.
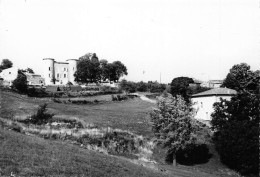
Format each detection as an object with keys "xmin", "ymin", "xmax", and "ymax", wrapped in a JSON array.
[{"xmin": 134, "ymin": 93, "xmax": 157, "ymax": 104}]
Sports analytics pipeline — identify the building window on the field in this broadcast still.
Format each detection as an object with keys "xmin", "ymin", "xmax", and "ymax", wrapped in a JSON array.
[
  {"xmin": 49, "ymin": 67, "xmax": 51, "ymax": 71},
  {"xmin": 64, "ymin": 74, "xmax": 66, "ymax": 78},
  {"xmin": 9, "ymin": 72, "xmax": 11, "ymax": 74},
  {"xmin": 57, "ymin": 74, "xmax": 59, "ymax": 78},
  {"xmin": 49, "ymin": 74, "xmax": 51, "ymax": 78},
  {"xmin": 73, "ymin": 67, "xmax": 74, "ymax": 71},
  {"xmin": 64, "ymin": 68, "xmax": 66, "ymax": 71}
]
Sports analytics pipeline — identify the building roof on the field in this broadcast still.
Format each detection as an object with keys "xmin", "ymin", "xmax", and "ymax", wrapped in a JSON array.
[
  {"xmin": 191, "ymin": 88, "xmax": 237, "ymax": 98},
  {"xmin": 55, "ymin": 61, "xmax": 69, "ymax": 64},
  {"xmin": 66, "ymin": 59, "xmax": 78, "ymax": 61}
]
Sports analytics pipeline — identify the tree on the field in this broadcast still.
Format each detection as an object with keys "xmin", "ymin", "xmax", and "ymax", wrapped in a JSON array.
[
  {"xmin": 150, "ymin": 94, "xmax": 211, "ymax": 165},
  {"xmin": 170, "ymin": 77, "xmax": 194, "ymax": 103},
  {"xmin": 0, "ymin": 59, "xmax": 13, "ymax": 72},
  {"xmin": 108, "ymin": 61, "xmax": 128, "ymax": 83},
  {"xmin": 20, "ymin": 68, "xmax": 35, "ymax": 74},
  {"xmin": 136, "ymin": 81, "xmax": 148, "ymax": 92},
  {"xmin": 222, "ymin": 63, "xmax": 259, "ymax": 93},
  {"xmin": 211, "ymin": 93, "xmax": 259, "ymax": 175},
  {"xmin": 12, "ymin": 70, "xmax": 28, "ymax": 93},
  {"xmin": 100, "ymin": 59, "xmax": 110, "ymax": 82},
  {"xmin": 26, "ymin": 68, "xmax": 34, "ymax": 74},
  {"xmin": 74, "ymin": 53, "xmax": 101, "ymax": 84},
  {"xmin": 119, "ymin": 79, "xmax": 137, "ymax": 93},
  {"xmin": 29, "ymin": 103, "xmax": 54, "ymax": 125},
  {"xmin": 147, "ymin": 81, "xmax": 166, "ymax": 93},
  {"xmin": 212, "ymin": 63, "xmax": 259, "ymax": 175}
]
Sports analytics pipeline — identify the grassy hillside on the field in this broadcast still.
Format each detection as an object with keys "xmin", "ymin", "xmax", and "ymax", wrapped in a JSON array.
[
  {"xmin": 0, "ymin": 128, "xmax": 171, "ymax": 177},
  {"xmin": 0, "ymin": 90, "xmax": 240, "ymax": 177}
]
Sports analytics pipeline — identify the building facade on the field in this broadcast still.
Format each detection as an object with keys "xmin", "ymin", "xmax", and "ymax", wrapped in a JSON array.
[
  {"xmin": 0, "ymin": 67, "xmax": 45, "ymax": 86},
  {"xmin": 191, "ymin": 88, "xmax": 237, "ymax": 121},
  {"xmin": 43, "ymin": 58, "xmax": 78, "ymax": 85},
  {"xmin": 201, "ymin": 80, "xmax": 223, "ymax": 88},
  {"xmin": 0, "ymin": 67, "xmax": 19, "ymax": 86},
  {"xmin": 24, "ymin": 72, "xmax": 45, "ymax": 86}
]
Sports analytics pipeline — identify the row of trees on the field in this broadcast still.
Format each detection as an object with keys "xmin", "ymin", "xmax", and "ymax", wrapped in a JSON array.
[
  {"xmin": 119, "ymin": 80, "xmax": 166, "ymax": 93},
  {"xmin": 74, "ymin": 53, "xmax": 128, "ymax": 84}
]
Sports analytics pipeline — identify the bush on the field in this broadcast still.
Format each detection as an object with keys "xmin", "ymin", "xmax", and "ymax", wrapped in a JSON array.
[
  {"xmin": 27, "ymin": 87, "xmax": 48, "ymax": 97},
  {"xmin": 111, "ymin": 94, "xmax": 128, "ymax": 101},
  {"xmin": 148, "ymin": 81, "xmax": 166, "ymax": 93},
  {"xmin": 12, "ymin": 72, "xmax": 28, "ymax": 94},
  {"xmin": 175, "ymin": 143, "xmax": 211, "ymax": 165},
  {"xmin": 119, "ymin": 79, "xmax": 137, "ymax": 93},
  {"xmin": 136, "ymin": 81, "xmax": 148, "ymax": 92},
  {"xmin": 27, "ymin": 104, "xmax": 54, "ymax": 125}
]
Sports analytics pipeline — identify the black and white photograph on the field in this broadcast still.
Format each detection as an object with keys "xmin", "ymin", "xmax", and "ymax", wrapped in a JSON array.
[{"xmin": 0, "ymin": 0, "xmax": 259, "ymax": 176}]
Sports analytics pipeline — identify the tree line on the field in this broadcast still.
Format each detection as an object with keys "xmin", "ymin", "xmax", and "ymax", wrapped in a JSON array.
[{"xmin": 74, "ymin": 53, "xmax": 128, "ymax": 84}]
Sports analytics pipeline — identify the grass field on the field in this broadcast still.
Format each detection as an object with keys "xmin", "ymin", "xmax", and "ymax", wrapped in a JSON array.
[{"xmin": 0, "ymin": 90, "xmax": 240, "ymax": 177}]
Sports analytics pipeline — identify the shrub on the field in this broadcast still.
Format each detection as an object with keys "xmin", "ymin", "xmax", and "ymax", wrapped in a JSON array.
[
  {"xmin": 28, "ymin": 104, "xmax": 54, "ymax": 125},
  {"xmin": 136, "ymin": 81, "xmax": 148, "ymax": 92},
  {"xmin": 12, "ymin": 72, "xmax": 28, "ymax": 94},
  {"xmin": 111, "ymin": 94, "xmax": 129, "ymax": 101},
  {"xmin": 27, "ymin": 87, "xmax": 48, "ymax": 97},
  {"xmin": 148, "ymin": 81, "xmax": 166, "ymax": 93},
  {"xmin": 119, "ymin": 79, "xmax": 137, "ymax": 93}
]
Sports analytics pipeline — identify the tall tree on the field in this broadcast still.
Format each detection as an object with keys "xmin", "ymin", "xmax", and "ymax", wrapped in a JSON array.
[
  {"xmin": 221, "ymin": 63, "xmax": 259, "ymax": 93},
  {"xmin": 0, "ymin": 59, "xmax": 13, "ymax": 72},
  {"xmin": 212, "ymin": 63, "xmax": 259, "ymax": 176},
  {"xmin": 170, "ymin": 77, "xmax": 194, "ymax": 103},
  {"xmin": 74, "ymin": 53, "xmax": 101, "ymax": 84},
  {"xmin": 108, "ymin": 61, "xmax": 128, "ymax": 83}
]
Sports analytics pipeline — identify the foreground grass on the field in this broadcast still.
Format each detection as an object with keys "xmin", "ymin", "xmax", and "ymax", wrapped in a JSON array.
[{"xmin": 0, "ymin": 128, "xmax": 172, "ymax": 177}]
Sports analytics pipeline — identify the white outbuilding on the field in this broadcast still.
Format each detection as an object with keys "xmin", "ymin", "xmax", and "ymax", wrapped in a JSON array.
[{"xmin": 191, "ymin": 88, "xmax": 237, "ymax": 121}]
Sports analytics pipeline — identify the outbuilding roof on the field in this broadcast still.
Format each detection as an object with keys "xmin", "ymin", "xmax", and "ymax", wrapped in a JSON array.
[{"xmin": 191, "ymin": 88, "xmax": 237, "ymax": 98}]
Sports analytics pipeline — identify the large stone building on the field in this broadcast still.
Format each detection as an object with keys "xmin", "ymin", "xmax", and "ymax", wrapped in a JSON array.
[{"xmin": 43, "ymin": 58, "xmax": 78, "ymax": 85}]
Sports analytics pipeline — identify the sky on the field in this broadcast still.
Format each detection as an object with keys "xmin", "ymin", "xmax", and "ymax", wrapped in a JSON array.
[{"xmin": 0, "ymin": 0, "xmax": 259, "ymax": 83}]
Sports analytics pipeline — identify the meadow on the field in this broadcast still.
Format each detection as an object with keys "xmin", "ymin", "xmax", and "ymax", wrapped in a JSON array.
[{"xmin": 0, "ymin": 90, "xmax": 240, "ymax": 177}]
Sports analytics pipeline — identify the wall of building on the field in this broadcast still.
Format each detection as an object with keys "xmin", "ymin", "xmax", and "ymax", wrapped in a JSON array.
[
  {"xmin": 43, "ymin": 58, "xmax": 55, "ymax": 85},
  {"xmin": 54, "ymin": 62, "xmax": 69, "ymax": 85},
  {"xmin": 0, "ymin": 67, "xmax": 18, "ymax": 86},
  {"xmin": 25, "ymin": 73, "xmax": 45, "ymax": 86},
  {"xmin": 66, "ymin": 59, "xmax": 77, "ymax": 85},
  {"xmin": 43, "ymin": 58, "xmax": 78, "ymax": 86},
  {"xmin": 192, "ymin": 95, "xmax": 232, "ymax": 120}
]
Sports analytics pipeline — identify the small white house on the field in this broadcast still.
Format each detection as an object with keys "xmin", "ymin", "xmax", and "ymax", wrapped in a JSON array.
[
  {"xmin": 191, "ymin": 88, "xmax": 237, "ymax": 121},
  {"xmin": 0, "ymin": 67, "xmax": 45, "ymax": 86},
  {"xmin": 0, "ymin": 67, "xmax": 19, "ymax": 86}
]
